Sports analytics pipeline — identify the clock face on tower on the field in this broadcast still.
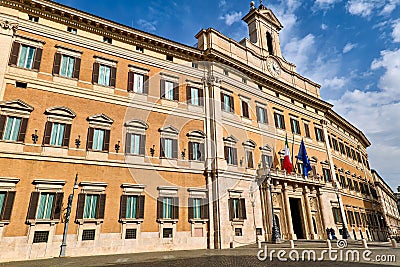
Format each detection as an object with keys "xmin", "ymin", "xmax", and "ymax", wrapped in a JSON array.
[{"xmin": 267, "ymin": 58, "xmax": 281, "ymax": 77}]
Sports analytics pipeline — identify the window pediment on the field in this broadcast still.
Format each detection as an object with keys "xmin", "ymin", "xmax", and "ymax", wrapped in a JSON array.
[
  {"xmin": 242, "ymin": 139, "xmax": 256, "ymax": 149},
  {"xmin": 125, "ymin": 119, "xmax": 149, "ymax": 130},
  {"xmin": 310, "ymin": 156, "xmax": 318, "ymax": 163},
  {"xmin": 87, "ymin": 114, "xmax": 113, "ymax": 128},
  {"xmin": 187, "ymin": 130, "xmax": 205, "ymax": 139},
  {"xmin": 45, "ymin": 106, "xmax": 76, "ymax": 119},
  {"xmin": 223, "ymin": 135, "xmax": 238, "ymax": 144},
  {"xmin": 159, "ymin": 125, "xmax": 179, "ymax": 135},
  {"xmin": 259, "ymin": 144, "xmax": 272, "ymax": 153},
  {"xmin": 0, "ymin": 99, "xmax": 34, "ymax": 115}
]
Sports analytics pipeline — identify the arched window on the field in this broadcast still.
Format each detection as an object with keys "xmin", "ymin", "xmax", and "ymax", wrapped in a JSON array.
[{"xmin": 266, "ymin": 32, "xmax": 274, "ymax": 56}]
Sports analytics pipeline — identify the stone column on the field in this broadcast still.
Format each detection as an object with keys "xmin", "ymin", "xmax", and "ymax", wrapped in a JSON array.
[
  {"xmin": 0, "ymin": 19, "xmax": 19, "ymax": 100},
  {"xmin": 264, "ymin": 182, "xmax": 273, "ymax": 240},
  {"xmin": 303, "ymin": 186, "xmax": 315, "ymax": 239},
  {"xmin": 283, "ymin": 183, "xmax": 295, "ymax": 240},
  {"xmin": 317, "ymin": 189, "xmax": 327, "ymax": 237}
]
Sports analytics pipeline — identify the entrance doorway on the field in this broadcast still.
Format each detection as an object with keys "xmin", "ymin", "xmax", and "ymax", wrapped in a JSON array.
[{"xmin": 289, "ymin": 198, "xmax": 305, "ymax": 239}]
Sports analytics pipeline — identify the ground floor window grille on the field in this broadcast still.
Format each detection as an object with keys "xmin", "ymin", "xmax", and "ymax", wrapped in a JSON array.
[
  {"xmin": 235, "ymin": 228, "xmax": 243, "ymax": 236},
  {"xmin": 125, "ymin": 228, "xmax": 137, "ymax": 239},
  {"xmin": 82, "ymin": 229, "xmax": 96, "ymax": 241},
  {"xmin": 33, "ymin": 231, "xmax": 49, "ymax": 243},
  {"xmin": 163, "ymin": 228, "xmax": 173, "ymax": 238}
]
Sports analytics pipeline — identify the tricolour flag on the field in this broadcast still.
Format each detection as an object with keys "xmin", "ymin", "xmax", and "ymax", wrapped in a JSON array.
[
  {"xmin": 298, "ymin": 139, "xmax": 312, "ymax": 177},
  {"xmin": 282, "ymin": 134, "xmax": 293, "ymax": 173}
]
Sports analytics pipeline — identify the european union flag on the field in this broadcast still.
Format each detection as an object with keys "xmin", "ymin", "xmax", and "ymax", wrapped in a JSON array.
[{"xmin": 297, "ymin": 139, "xmax": 312, "ymax": 177}]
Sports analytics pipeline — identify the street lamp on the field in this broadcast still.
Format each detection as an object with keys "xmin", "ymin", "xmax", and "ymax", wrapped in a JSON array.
[
  {"xmin": 60, "ymin": 173, "xmax": 79, "ymax": 257},
  {"xmin": 257, "ymin": 163, "xmax": 281, "ymax": 243},
  {"xmin": 334, "ymin": 182, "xmax": 350, "ymax": 239}
]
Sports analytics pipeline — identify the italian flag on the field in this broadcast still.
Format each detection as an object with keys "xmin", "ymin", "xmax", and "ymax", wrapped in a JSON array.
[{"xmin": 282, "ymin": 135, "xmax": 293, "ymax": 173}]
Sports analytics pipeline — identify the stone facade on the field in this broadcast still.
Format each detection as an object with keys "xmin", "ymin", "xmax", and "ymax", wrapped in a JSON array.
[{"xmin": 0, "ymin": 0, "xmax": 398, "ymax": 262}]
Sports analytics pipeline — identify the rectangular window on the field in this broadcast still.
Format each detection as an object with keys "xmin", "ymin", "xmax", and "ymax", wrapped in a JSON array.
[
  {"xmin": 229, "ymin": 198, "xmax": 246, "ymax": 220},
  {"xmin": 345, "ymin": 145, "xmax": 351, "ymax": 157},
  {"xmin": 163, "ymin": 228, "xmax": 173, "ymax": 238},
  {"xmin": 190, "ymin": 87, "xmax": 200, "ymax": 106},
  {"xmin": 290, "ymin": 118, "xmax": 301, "ymax": 134},
  {"xmin": 3, "ymin": 117, "xmax": 21, "ymax": 141},
  {"xmin": 28, "ymin": 15, "xmax": 39, "ymax": 23},
  {"xmin": 136, "ymin": 46, "xmax": 144, "ymax": 53},
  {"xmin": 36, "ymin": 193, "xmax": 55, "ymax": 220},
  {"xmin": 133, "ymin": 73, "xmax": 144, "ymax": 93},
  {"xmin": 315, "ymin": 127, "xmax": 325, "ymax": 142},
  {"xmin": 274, "ymin": 112, "xmax": 285, "ymax": 129},
  {"xmin": 92, "ymin": 129, "xmax": 105, "ymax": 151},
  {"xmin": 192, "ymin": 198, "xmax": 202, "ymax": 219},
  {"xmin": 332, "ymin": 138, "xmax": 339, "ymax": 151},
  {"xmin": 126, "ymin": 196, "xmax": 137, "ymax": 219},
  {"xmin": 304, "ymin": 123, "xmax": 311, "ymax": 138},
  {"xmin": 103, "ymin": 37, "xmax": 112, "ymax": 44},
  {"xmin": 322, "ymin": 168, "xmax": 332, "ymax": 182},
  {"xmin": 129, "ymin": 134, "xmax": 141, "ymax": 155},
  {"xmin": 221, "ymin": 93, "xmax": 234, "ymax": 113},
  {"xmin": 83, "ymin": 194, "xmax": 99, "ymax": 219},
  {"xmin": 0, "ymin": 192, "xmax": 5, "ymax": 219},
  {"xmin": 18, "ymin": 45, "xmax": 36, "ymax": 69},
  {"xmin": 162, "ymin": 197, "xmax": 173, "ymax": 219},
  {"xmin": 33, "ymin": 231, "xmax": 49, "ymax": 243},
  {"xmin": 347, "ymin": 211, "xmax": 355, "ymax": 225},
  {"xmin": 246, "ymin": 150, "xmax": 254, "ymax": 169},
  {"xmin": 125, "ymin": 228, "xmax": 137, "ymax": 239},
  {"xmin": 339, "ymin": 142, "xmax": 345, "ymax": 154},
  {"xmin": 332, "ymin": 207, "xmax": 342, "ymax": 224},
  {"xmin": 164, "ymin": 138, "xmax": 173, "ymax": 158},
  {"xmin": 256, "ymin": 106, "xmax": 267, "ymax": 124},
  {"xmin": 235, "ymin": 228, "xmax": 243, "ymax": 236},
  {"xmin": 241, "ymin": 101, "xmax": 249, "ymax": 118},
  {"xmin": 59, "ymin": 55, "xmax": 75, "ymax": 78},
  {"xmin": 189, "ymin": 142, "xmax": 203, "ymax": 161},
  {"xmin": 82, "ymin": 229, "xmax": 96, "ymax": 241},
  {"xmin": 98, "ymin": 65, "xmax": 111, "ymax": 86},
  {"xmin": 224, "ymin": 146, "xmax": 237, "ymax": 166},
  {"xmin": 50, "ymin": 123, "xmax": 65, "ymax": 146},
  {"xmin": 164, "ymin": 81, "xmax": 175, "ymax": 100},
  {"xmin": 67, "ymin": 27, "xmax": 77, "ymax": 34},
  {"xmin": 261, "ymin": 154, "xmax": 273, "ymax": 168}
]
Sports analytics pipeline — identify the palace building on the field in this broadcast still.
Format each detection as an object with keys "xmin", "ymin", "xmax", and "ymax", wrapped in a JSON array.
[{"xmin": 0, "ymin": 0, "xmax": 398, "ymax": 262}]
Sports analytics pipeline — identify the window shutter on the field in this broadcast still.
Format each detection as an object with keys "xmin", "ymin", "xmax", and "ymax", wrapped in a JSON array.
[
  {"xmin": 224, "ymin": 146, "xmax": 228, "ymax": 161},
  {"xmin": 110, "ymin": 67, "xmax": 117, "ymax": 87},
  {"xmin": 239, "ymin": 198, "xmax": 247, "ymax": 219},
  {"xmin": 51, "ymin": 192, "xmax": 64, "ymax": 220},
  {"xmin": 52, "ymin": 53, "xmax": 62, "ymax": 75},
  {"xmin": 263, "ymin": 108, "xmax": 268, "ymax": 123},
  {"xmin": 188, "ymin": 198, "xmax": 194, "ymax": 220},
  {"xmin": 1, "ymin": 191, "xmax": 16, "ymax": 221},
  {"xmin": 228, "ymin": 199, "xmax": 234, "ymax": 221},
  {"xmin": 274, "ymin": 113, "xmax": 279, "ymax": 128},
  {"xmin": 157, "ymin": 197, "xmax": 163, "ymax": 219},
  {"xmin": 160, "ymin": 79, "xmax": 165, "ymax": 98},
  {"xmin": 200, "ymin": 143, "xmax": 205, "ymax": 161},
  {"xmin": 9, "ymin": 42, "xmax": 20, "ymax": 66},
  {"xmin": 173, "ymin": 197, "xmax": 179, "ymax": 219},
  {"xmin": 173, "ymin": 82, "xmax": 179, "ymax": 101},
  {"xmin": 137, "ymin": 195, "xmax": 145, "ymax": 219},
  {"xmin": 127, "ymin": 71, "xmax": 134, "ymax": 92},
  {"xmin": 139, "ymin": 134, "xmax": 146, "ymax": 155},
  {"xmin": 17, "ymin": 118, "xmax": 28, "ymax": 143},
  {"xmin": 314, "ymin": 128, "xmax": 318, "ymax": 141},
  {"xmin": 26, "ymin": 192, "xmax": 40, "ymax": 220},
  {"xmin": 62, "ymin": 124, "xmax": 71, "ymax": 147},
  {"xmin": 247, "ymin": 151, "xmax": 254, "ymax": 168},
  {"xmin": 256, "ymin": 107, "xmax": 260, "ymax": 122},
  {"xmin": 199, "ymin": 88, "xmax": 204, "ymax": 106},
  {"xmin": 73, "ymin": 57, "xmax": 81, "ymax": 79},
  {"xmin": 220, "ymin": 92, "xmax": 225, "ymax": 110},
  {"xmin": 143, "ymin": 75, "xmax": 149, "ymax": 95},
  {"xmin": 119, "ymin": 195, "xmax": 128, "ymax": 219},
  {"xmin": 290, "ymin": 119, "xmax": 294, "ymax": 133},
  {"xmin": 281, "ymin": 115, "xmax": 286, "ymax": 129},
  {"xmin": 172, "ymin": 139, "xmax": 178, "ymax": 159},
  {"xmin": 0, "ymin": 115, "xmax": 7, "ymax": 139},
  {"xmin": 32, "ymin": 48, "xmax": 42, "ymax": 71},
  {"xmin": 242, "ymin": 101, "xmax": 249, "ymax": 118},
  {"xmin": 92, "ymin": 63, "xmax": 100, "ymax": 84},
  {"xmin": 42, "ymin": 121, "xmax": 52, "ymax": 145},
  {"xmin": 160, "ymin": 138, "xmax": 165, "ymax": 158},
  {"xmin": 312, "ymin": 165, "xmax": 317, "ymax": 176},
  {"xmin": 86, "ymin": 128, "xmax": 94, "ymax": 150},
  {"xmin": 186, "ymin": 86, "xmax": 191, "ymax": 104},
  {"xmin": 125, "ymin": 133, "xmax": 131, "ymax": 154},
  {"xmin": 201, "ymin": 198, "xmax": 209, "ymax": 219},
  {"xmin": 96, "ymin": 194, "xmax": 106, "ymax": 219},
  {"xmin": 233, "ymin": 147, "xmax": 238, "ymax": 166},
  {"xmin": 75, "ymin": 193, "xmax": 85, "ymax": 220},
  {"xmin": 229, "ymin": 96, "xmax": 234, "ymax": 112},
  {"xmin": 103, "ymin": 129, "xmax": 110, "ymax": 152},
  {"xmin": 188, "ymin": 141, "xmax": 193, "ymax": 160}
]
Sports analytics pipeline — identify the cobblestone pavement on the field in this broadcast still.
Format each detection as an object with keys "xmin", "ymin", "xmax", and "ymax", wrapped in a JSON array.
[{"xmin": 0, "ymin": 240, "xmax": 398, "ymax": 267}]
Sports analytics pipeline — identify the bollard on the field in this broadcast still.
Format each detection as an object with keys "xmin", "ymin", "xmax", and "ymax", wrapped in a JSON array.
[
  {"xmin": 290, "ymin": 240, "xmax": 295, "ymax": 249},
  {"xmin": 258, "ymin": 240, "xmax": 262, "ymax": 249},
  {"xmin": 362, "ymin": 239, "xmax": 368, "ymax": 249},
  {"xmin": 326, "ymin": 239, "xmax": 332, "ymax": 249},
  {"xmin": 391, "ymin": 239, "xmax": 397, "ymax": 248}
]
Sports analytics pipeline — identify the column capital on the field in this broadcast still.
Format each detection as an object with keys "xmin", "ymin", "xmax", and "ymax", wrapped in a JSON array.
[{"xmin": 0, "ymin": 19, "xmax": 18, "ymax": 36}]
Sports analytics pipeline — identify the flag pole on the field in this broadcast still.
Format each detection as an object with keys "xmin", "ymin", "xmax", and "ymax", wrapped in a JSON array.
[{"xmin": 291, "ymin": 132, "xmax": 295, "ymax": 169}]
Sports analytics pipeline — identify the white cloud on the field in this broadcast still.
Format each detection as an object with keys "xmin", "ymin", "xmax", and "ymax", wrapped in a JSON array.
[
  {"xmin": 321, "ymin": 23, "xmax": 328, "ymax": 30},
  {"xmin": 283, "ymin": 34, "xmax": 316, "ymax": 70},
  {"xmin": 330, "ymin": 48, "xmax": 400, "ymax": 189},
  {"xmin": 315, "ymin": 0, "xmax": 341, "ymax": 9},
  {"xmin": 218, "ymin": 0, "xmax": 227, "ymax": 9},
  {"xmin": 346, "ymin": 0, "xmax": 374, "ymax": 17},
  {"xmin": 137, "ymin": 19, "xmax": 157, "ymax": 32},
  {"xmin": 323, "ymin": 77, "xmax": 348, "ymax": 88},
  {"xmin": 392, "ymin": 20, "xmax": 400, "ymax": 42},
  {"xmin": 343, "ymin": 42, "xmax": 357, "ymax": 53},
  {"xmin": 220, "ymin": 11, "xmax": 242, "ymax": 26}
]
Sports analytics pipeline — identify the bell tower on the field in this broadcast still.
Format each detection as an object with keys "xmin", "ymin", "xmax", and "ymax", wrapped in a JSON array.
[{"xmin": 242, "ymin": 1, "xmax": 283, "ymax": 58}]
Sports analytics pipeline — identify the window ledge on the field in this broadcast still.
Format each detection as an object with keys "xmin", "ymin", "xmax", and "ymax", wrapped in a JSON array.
[
  {"xmin": 9, "ymin": 65, "xmax": 39, "ymax": 72},
  {"xmin": 230, "ymin": 219, "xmax": 245, "ymax": 226},
  {"xmin": 75, "ymin": 219, "xmax": 103, "ymax": 225},
  {"xmin": 120, "ymin": 219, "xmax": 144, "ymax": 224},
  {"xmin": 189, "ymin": 219, "xmax": 208, "ymax": 224},
  {"xmin": 27, "ymin": 219, "xmax": 60, "ymax": 225},
  {"xmin": 157, "ymin": 219, "xmax": 178, "ymax": 224}
]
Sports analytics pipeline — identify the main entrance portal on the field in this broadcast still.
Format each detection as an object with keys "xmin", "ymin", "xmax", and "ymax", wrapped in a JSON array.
[{"xmin": 289, "ymin": 198, "xmax": 305, "ymax": 239}]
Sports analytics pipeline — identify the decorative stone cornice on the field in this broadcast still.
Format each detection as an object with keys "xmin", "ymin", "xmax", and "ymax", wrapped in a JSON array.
[{"xmin": 0, "ymin": 19, "xmax": 18, "ymax": 31}]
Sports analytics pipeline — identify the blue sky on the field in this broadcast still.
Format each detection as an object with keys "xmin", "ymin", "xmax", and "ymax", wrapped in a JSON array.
[{"xmin": 55, "ymin": 0, "xmax": 400, "ymax": 190}]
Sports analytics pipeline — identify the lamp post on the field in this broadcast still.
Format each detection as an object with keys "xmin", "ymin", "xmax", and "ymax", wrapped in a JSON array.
[
  {"xmin": 60, "ymin": 173, "xmax": 79, "ymax": 257},
  {"xmin": 334, "ymin": 183, "xmax": 350, "ymax": 239},
  {"xmin": 257, "ymin": 163, "xmax": 281, "ymax": 243}
]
